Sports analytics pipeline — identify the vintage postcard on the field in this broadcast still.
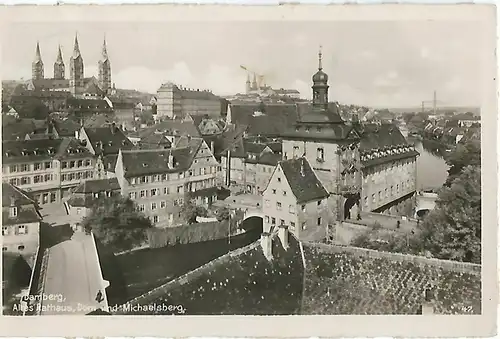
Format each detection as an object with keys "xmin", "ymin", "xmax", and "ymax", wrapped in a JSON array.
[{"xmin": 0, "ymin": 4, "xmax": 496, "ymax": 338}]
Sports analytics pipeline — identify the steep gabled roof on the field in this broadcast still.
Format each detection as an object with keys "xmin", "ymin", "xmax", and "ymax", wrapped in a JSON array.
[
  {"xmin": 280, "ymin": 157, "xmax": 329, "ymax": 204},
  {"xmin": 2, "ymin": 182, "xmax": 41, "ymax": 225}
]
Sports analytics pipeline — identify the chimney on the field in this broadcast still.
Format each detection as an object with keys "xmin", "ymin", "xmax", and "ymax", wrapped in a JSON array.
[
  {"xmin": 10, "ymin": 197, "xmax": 16, "ymax": 207},
  {"xmin": 210, "ymin": 141, "xmax": 215, "ymax": 154},
  {"xmin": 278, "ymin": 224, "xmax": 289, "ymax": 251},
  {"xmin": 110, "ymin": 122, "xmax": 117, "ymax": 134},
  {"xmin": 74, "ymin": 130, "xmax": 79, "ymax": 139},
  {"xmin": 168, "ymin": 152, "xmax": 174, "ymax": 168},
  {"xmin": 260, "ymin": 232, "xmax": 273, "ymax": 261},
  {"xmin": 300, "ymin": 158, "xmax": 305, "ymax": 176},
  {"xmin": 420, "ymin": 288, "xmax": 435, "ymax": 315}
]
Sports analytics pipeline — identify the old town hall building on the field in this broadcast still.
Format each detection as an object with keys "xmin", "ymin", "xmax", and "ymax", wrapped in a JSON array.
[{"xmin": 262, "ymin": 48, "xmax": 419, "ymax": 242}]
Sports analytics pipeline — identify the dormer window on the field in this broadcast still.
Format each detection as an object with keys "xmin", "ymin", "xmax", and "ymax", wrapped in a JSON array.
[
  {"xmin": 94, "ymin": 193, "xmax": 99, "ymax": 198},
  {"xmin": 9, "ymin": 206, "xmax": 17, "ymax": 218},
  {"xmin": 317, "ymin": 148, "xmax": 325, "ymax": 162}
]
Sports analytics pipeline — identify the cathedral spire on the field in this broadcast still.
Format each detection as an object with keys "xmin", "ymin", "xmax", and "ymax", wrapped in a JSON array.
[
  {"xmin": 318, "ymin": 45, "xmax": 323, "ymax": 71},
  {"xmin": 102, "ymin": 34, "xmax": 109, "ymax": 61},
  {"xmin": 72, "ymin": 33, "xmax": 81, "ymax": 58},
  {"xmin": 56, "ymin": 45, "xmax": 63, "ymax": 63},
  {"xmin": 34, "ymin": 41, "xmax": 42, "ymax": 63},
  {"xmin": 32, "ymin": 41, "xmax": 44, "ymax": 80},
  {"xmin": 54, "ymin": 44, "xmax": 65, "ymax": 80}
]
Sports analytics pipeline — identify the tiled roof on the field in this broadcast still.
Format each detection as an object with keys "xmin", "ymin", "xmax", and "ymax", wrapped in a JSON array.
[
  {"xmin": 103, "ymin": 154, "xmax": 119, "ymax": 172},
  {"xmin": 140, "ymin": 133, "xmax": 172, "ymax": 148},
  {"xmin": 359, "ymin": 123, "xmax": 410, "ymax": 151},
  {"xmin": 243, "ymin": 141, "xmax": 267, "ymax": 154},
  {"xmin": 174, "ymin": 135, "xmax": 204, "ymax": 151},
  {"xmin": 120, "ymin": 145, "xmax": 198, "ymax": 177},
  {"xmin": 279, "ymin": 157, "xmax": 329, "ymax": 204},
  {"xmin": 83, "ymin": 125, "xmax": 134, "ymax": 156},
  {"xmin": 213, "ymin": 125, "xmax": 247, "ymax": 157},
  {"xmin": 302, "ymin": 245, "xmax": 481, "ymax": 315},
  {"xmin": 31, "ymin": 79, "xmax": 70, "ymax": 90},
  {"xmin": 246, "ymin": 151, "xmax": 281, "ymax": 166},
  {"xmin": 230, "ymin": 103, "xmax": 298, "ymax": 137},
  {"xmin": 2, "ymin": 138, "xmax": 63, "ymax": 164},
  {"xmin": 83, "ymin": 114, "xmax": 116, "ymax": 128},
  {"xmin": 2, "ymin": 182, "xmax": 36, "ymax": 207},
  {"xmin": 53, "ymin": 118, "xmax": 81, "ymax": 136},
  {"xmin": 71, "ymin": 178, "xmax": 120, "ymax": 194},
  {"xmin": 296, "ymin": 103, "xmax": 344, "ymax": 124},
  {"xmin": 139, "ymin": 119, "xmax": 201, "ymax": 139},
  {"xmin": 2, "ymin": 182, "xmax": 41, "ymax": 226},
  {"xmin": 267, "ymin": 142, "xmax": 282, "ymax": 154},
  {"xmin": 2, "ymin": 118, "xmax": 40, "ymax": 141},
  {"xmin": 66, "ymin": 97, "xmax": 112, "ymax": 111}
]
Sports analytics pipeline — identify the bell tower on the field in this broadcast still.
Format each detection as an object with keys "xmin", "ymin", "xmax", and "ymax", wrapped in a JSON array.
[
  {"xmin": 98, "ymin": 35, "xmax": 112, "ymax": 94},
  {"xmin": 32, "ymin": 42, "xmax": 44, "ymax": 80},
  {"xmin": 53, "ymin": 45, "xmax": 65, "ymax": 80},
  {"xmin": 312, "ymin": 46, "xmax": 329, "ymax": 110},
  {"xmin": 69, "ymin": 33, "xmax": 84, "ymax": 95}
]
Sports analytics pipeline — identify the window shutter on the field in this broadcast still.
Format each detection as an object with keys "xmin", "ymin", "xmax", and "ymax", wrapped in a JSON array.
[
  {"xmin": 25, "ymin": 225, "xmax": 29, "ymax": 234},
  {"xmin": 14, "ymin": 226, "xmax": 19, "ymax": 235}
]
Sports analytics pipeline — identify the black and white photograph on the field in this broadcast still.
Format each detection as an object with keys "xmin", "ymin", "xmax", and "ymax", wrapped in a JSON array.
[{"xmin": 0, "ymin": 4, "xmax": 496, "ymax": 338}]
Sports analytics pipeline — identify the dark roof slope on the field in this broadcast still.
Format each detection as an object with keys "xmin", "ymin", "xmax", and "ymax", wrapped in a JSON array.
[
  {"xmin": 2, "ymin": 182, "xmax": 41, "ymax": 226},
  {"xmin": 120, "ymin": 146, "xmax": 197, "ymax": 177},
  {"xmin": 359, "ymin": 123, "xmax": 408, "ymax": 150},
  {"xmin": 72, "ymin": 178, "xmax": 121, "ymax": 194},
  {"xmin": 280, "ymin": 157, "xmax": 329, "ymax": 203},
  {"xmin": 84, "ymin": 126, "xmax": 134, "ymax": 156},
  {"xmin": 230, "ymin": 104, "xmax": 298, "ymax": 137},
  {"xmin": 296, "ymin": 103, "xmax": 344, "ymax": 124},
  {"xmin": 2, "ymin": 138, "xmax": 64, "ymax": 164}
]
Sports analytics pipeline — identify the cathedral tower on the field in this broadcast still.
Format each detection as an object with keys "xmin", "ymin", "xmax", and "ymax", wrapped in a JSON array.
[
  {"xmin": 53, "ymin": 45, "xmax": 65, "ymax": 80},
  {"xmin": 32, "ymin": 42, "xmax": 44, "ymax": 80},
  {"xmin": 69, "ymin": 34, "xmax": 84, "ymax": 95},
  {"xmin": 98, "ymin": 35, "xmax": 112, "ymax": 94},
  {"xmin": 312, "ymin": 46, "xmax": 329, "ymax": 110}
]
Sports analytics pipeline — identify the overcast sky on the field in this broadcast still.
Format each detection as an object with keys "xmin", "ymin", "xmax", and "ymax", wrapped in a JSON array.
[{"xmin": 1, "ymin": 20, "xmax": 491, "ymax": 108}]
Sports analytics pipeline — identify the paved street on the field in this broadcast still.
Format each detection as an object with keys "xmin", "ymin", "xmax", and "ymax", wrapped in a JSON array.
[{"xmin": 41, "ymin": 231, "xmax": 108, "ymax": 315}]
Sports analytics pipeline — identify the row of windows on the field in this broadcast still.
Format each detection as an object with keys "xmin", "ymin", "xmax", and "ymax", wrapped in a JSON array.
[
  {"xmin": 62, "ymin": 171, "xmax": 94, "ymax": 182},
  {"xmin": 265, "ymin": 199, "xmax": 322, "ymax": 213},
  {"xmin": 129, "ymin": 185, "xmax": 184, "ymax": 199},
  {"xmin": 130, "ymin": 167, "xmax": 218, "ymax": 185},
  {"xmin": 62, "ymin": 159, "xmax": 92, "ymax": 169},
  {"xmin": 7, "ymin": 162, "xmax": 53, "ymax": 173},
  {"xmin": 264, "ymin": 216, "xmax": 322, "ymax": 230},
  {"xmin": 186, "ymin": 179, "xmax": 216, "ymax": 192},
  {"xmin": 3, "ymin": 245, "xmax": 26, "ymax": 252},
  {"xmin": 137, "ymin": 198, "xmax": 184, "ymax": 212},
  {"xmin": 2, "ymin": 224, "xmax": 29, "ymax": 236},
  {"xmin": 367, "ymin": 180, "xmax": 414, "ymax": 206}
]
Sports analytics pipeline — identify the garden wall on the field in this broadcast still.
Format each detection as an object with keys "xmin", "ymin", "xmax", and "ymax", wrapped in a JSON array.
[
  {"xmin": 147, "ymin": 220, "xmax": 238, "ymax": 248},
  {"xmin": 350, "ymin": 211, "xmax": 419, "ymax": 232},
  {"xmin": 335, "ymin": 221, "xmax": 403, "ymax": 245},
  {"xmin": 304, "ymin": 242, "xmax": 480, "ymax": 275},
  {"xmin": 114, "ymin": 240, "xmax": 260, "ymax": 312}
]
